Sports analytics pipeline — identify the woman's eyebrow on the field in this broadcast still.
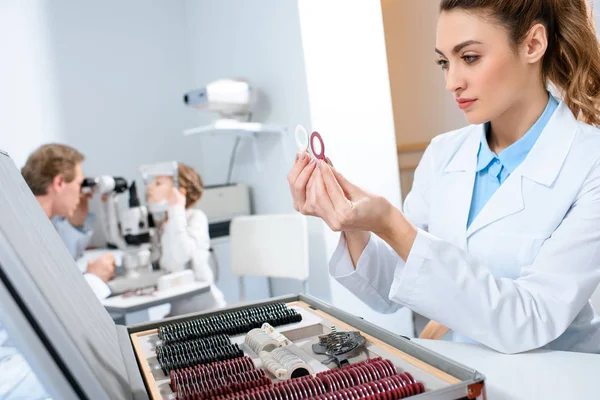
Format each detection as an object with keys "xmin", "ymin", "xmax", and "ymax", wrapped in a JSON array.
[{"xmin": 435, "ymin": 40, "xmax": 483, "ymax": 57}]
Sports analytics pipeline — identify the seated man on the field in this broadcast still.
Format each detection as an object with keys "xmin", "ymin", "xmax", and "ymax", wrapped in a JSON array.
[{"xmin": 21, "ymin": 144, "xmax": 115, "ymax": 299}]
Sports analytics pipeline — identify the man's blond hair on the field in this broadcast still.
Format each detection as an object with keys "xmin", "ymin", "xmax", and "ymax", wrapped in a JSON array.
[{"xmin": 22, "ymin": 144, "xmax": 84, "ymax": 195}]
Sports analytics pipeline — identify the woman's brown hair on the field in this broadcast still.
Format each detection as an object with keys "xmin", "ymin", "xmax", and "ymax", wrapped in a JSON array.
[
  {"xmin": 440, "ymin": 0, "xmax": 600, "ymax": 126},
  {"xmin": 178, "ymin": 163, "xmax": 204, "ymax": 208}
]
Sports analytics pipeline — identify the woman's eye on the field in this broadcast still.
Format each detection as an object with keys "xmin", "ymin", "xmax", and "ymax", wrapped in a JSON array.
[
  {"xmin": 462, "ymin": 55, "xmax": 479, "ymax": 64},
  {"xmin": 436, "ymin": 59, "xmax": 449, "ymax": 70}
]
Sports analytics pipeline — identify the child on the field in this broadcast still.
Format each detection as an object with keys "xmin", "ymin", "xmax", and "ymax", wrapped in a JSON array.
[{"xmin": 146, "ymin": 163, "xmax": 226, "ymax": 315}]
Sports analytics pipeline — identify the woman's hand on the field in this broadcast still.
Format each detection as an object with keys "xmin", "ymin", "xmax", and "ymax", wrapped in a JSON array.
[
  {"xmin": 289, "ymin": 155, "xmax": 390, "ymax": 234},
  {"xmin": 168, "ymin": 187, "xmax": 186, "ymax": 207},
  {"xmin": 315, "ymin": 160, "xmax": 395, "ymax": 233},
  {"xmin": 287, "ymin": 151, "xmax": 318, "ymax": 214},
  {"xmin": 288, "ymin": 155, "xmax": 417, "ymax": 260},
  {"xmin": 69, "ymin": 192, "xmax": 92, "ymax": 228}
]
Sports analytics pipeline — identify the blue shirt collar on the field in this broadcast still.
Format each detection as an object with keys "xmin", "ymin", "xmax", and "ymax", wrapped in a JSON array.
[{"xmin": 476, "ymin": 93, "xmax": 559, "ymax": 173}]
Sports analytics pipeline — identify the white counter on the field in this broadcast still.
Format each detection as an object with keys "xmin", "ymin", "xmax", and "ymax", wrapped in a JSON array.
[{"xmin": 413, "ymin": 339, "xmax": 600, "ymax": 400}]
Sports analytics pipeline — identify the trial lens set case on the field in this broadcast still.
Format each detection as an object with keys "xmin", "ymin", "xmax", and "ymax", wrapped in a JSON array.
[{"xmin": 0, "ymin": 149, "xmax": 486, "ymax": 400}]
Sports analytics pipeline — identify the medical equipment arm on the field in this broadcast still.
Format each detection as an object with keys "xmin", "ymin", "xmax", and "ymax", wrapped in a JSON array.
[
  {"xmin": 100, "ymin": 195, "xmax": 128, "ymax": 250},
  {"xmin": 328, "ymin": 144, "xmax": 435, "ymax": 314}
]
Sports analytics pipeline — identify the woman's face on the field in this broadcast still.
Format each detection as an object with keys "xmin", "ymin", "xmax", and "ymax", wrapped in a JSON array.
[
  {"xmin": 146, "ymin": 175, "xmax": 173, "ymax": 204},
  {"xmin": 436, "ymin": 9, "xmax": 533, "ymax": 124}
]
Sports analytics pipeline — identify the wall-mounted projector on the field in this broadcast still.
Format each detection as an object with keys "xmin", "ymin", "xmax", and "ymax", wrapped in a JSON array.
[{"xmin": 183, "ymin": 78, "xmax": 255, "ymax": 119}]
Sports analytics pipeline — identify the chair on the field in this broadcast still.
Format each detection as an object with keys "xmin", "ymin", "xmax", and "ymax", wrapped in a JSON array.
[
  {"xmin": 419, "ymin": 320, "xmax": 450, "ymax": 340},
  {"xmin": 229, "ymin": 213, "xmax": 309, "ymax": 301}
]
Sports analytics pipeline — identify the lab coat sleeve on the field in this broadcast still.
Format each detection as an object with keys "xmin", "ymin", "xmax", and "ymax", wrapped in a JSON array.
[
  {"xmin": 329, "ymin": 143, "xmax": 435, "ymax": 313},
  {"xmin": 391, "ymin": 162, "xmax": 600, "ymax": 354},
  {"xmin": 53, "ymin": 217, "xmax": 93, "ymax": 260},
  {"xmin": 160, "ymin": 206, "xmax": 214, "ymax": 283},
  {"xmin": 83, "ymin": 273, "xmax": 111, "ymax": 300},
  {"xmin": 329, "ymin": 232, "xmax": 406, "ymax": 313}
]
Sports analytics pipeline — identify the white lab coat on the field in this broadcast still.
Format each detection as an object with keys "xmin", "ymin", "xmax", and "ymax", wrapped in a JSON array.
[
  {"xmin": 160, "ymin": 205, "xmax": 226, "ymax": 315},
  {"xmin": 330, "ymin": 102, "xmax": 600, "ymax": 354}
]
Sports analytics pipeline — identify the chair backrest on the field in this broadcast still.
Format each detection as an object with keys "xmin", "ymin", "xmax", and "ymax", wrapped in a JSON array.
[{"xmin": 230, "ymin": 213, "xmax": 309, "ymax": 281}]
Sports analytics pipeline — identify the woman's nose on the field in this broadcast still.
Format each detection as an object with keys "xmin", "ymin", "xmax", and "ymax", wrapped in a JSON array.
[{"xmin": 445, "ymin": 65, "xmax": 465, "ymax": 93}]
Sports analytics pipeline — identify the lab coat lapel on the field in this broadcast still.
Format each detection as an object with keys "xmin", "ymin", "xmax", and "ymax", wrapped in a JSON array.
[
  {"xmin": 466, "ymin": 102, "xmax": 578, "ymax": 237},
  {"xmin": 441, "ymin": 126, "xmax": 481, "ymax": 248},
  {"xmin": 465, "ymin": 170, "xmax": 525, "ymax": 237}
]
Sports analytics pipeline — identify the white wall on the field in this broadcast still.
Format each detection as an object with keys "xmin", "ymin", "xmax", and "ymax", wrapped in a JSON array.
[
  {"xmin": 0, "ymin": 0, "xmax": 65, "ymax": 168},
  {"xmin": 43, "ymin": 0, "xmax": 197, "ymax": 183},
  {"xmin": 297, "ymin": 0, "xmax": 413, "ymax": 337},
  {"xmin": 182, "ymin": 0, "xmax": 333, "ymax": 302}
]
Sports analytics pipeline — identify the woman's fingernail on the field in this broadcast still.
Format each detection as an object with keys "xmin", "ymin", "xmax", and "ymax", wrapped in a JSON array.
[
  {"xmin": 301, "ymin": 152, "xmax": 306, "ymax": 160},
  {"xmin": 310, "ymin": 158, "xmax": 315, "ymax": 164}
]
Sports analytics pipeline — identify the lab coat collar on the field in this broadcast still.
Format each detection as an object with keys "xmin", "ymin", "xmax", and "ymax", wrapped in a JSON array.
[
  {"xmin": 517, "ymin": 101, "xmax": 578, "ymax": 187},
  {"xmin": 443, "ymin": 125, "xmax": 482, "ymax": 173},
  {"xmin": 465, "ymin": 101, "xmax": 578, "ymax": 236},
  {"xmin": 443, "ymin": 100, "xmax": 576, "ymax": 179}
]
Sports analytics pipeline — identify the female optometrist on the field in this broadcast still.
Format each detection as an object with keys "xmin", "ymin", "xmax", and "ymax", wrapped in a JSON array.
[{"xmin": 287, "ymin": 0, "xmax": 600, "ymax": 355}]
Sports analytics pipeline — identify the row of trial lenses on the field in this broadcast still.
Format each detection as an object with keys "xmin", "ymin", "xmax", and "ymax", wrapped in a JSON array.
[
  {"xmin": 224, "ymin": 358, "xmax": 397, "ymax": 400},
  {"xmin": 220, "ymin": 371, "xmax": 424, "ymax": 400},
  {"xmin": 158, "ymin": 303, "xmax": 289, "ymax": 342},
  {"xmin": 312, "ymin": 372, "xmax": 425, "ymax": 400},
  {"xmin": 216, "ymin": 375, "xmax": 328, "ymax": 400},
  {"xmin": 170, "ymin": 356, "xmax": 255, "ymax": 389},
  {"xmin": 174, "ymin": 369, "xmax": 271, "ymax": 400},
  {"xmin": 209, "ymin": 303, "xmax": 288, "ymax": 325},
  {"xmin": 159, "ymin": 307, "xmax": 301, "ymax": 344},
  {"xmin": 316, "ymin": 358, "xmax": 396, "ymax": 386},
  {"xmin": 316, "ymin": 362, "xmax": 395, "ymax": 392},
  {"xmin": 160, "ymin": 343, "xmax": 244, "ymax": 373},
  {"xmin": 183, "ymin": 306, "xmax": 296, "ymax": 334},
  {"xmin": 161, "ymin": 311, "xmax": 301, "ymax": 344},
  {"xmin": 156, "ymin": 334, "xmax": 230, "ymax": 362}
]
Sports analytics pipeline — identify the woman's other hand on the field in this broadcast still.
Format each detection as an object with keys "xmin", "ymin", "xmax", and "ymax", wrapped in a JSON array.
[
  {"xmin": 287, "ymin": 151, "xmax": 394, "ymax": 234},
  {"xmin": 287, "ymin": 151, "xmax": 318, "ymax": 214},
  {"xmin": 168, "ymin": 187, "xmax": 186, "ymax": 207},
  {"xmin": 301, "ymin": 159, "xmax": 392, "ymax": 234}
]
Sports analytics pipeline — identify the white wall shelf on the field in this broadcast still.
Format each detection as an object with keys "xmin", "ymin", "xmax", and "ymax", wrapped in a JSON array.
[{"xmin": 183, "ymin": 119, "xmax": 286, "ymax": 137}]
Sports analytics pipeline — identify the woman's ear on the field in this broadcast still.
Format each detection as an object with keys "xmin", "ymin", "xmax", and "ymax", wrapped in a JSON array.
[
  {"xmin": 522, "ymin": 23, "xmax": 548, "ymax": 65},
  {"xmin": 179, "ymin": 187, "xmax": 187, "ymax": 196}
]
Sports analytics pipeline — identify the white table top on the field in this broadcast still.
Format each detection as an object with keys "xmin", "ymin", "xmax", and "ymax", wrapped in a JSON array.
[
  {"xmin": 101, "ymin": 282, "xmax": 210, "ymax": 313},
  {"xmin": 413, "ymin": 339, "xmax": 600, "ymax": 400}
]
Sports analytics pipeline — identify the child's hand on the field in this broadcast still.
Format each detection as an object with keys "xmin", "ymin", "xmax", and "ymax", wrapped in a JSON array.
[{"xmin": 168, "ymin": 187, "xmax": 186, "ymax": 207}]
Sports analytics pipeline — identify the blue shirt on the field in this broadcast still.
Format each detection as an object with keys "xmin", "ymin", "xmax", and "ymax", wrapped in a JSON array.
[{"xmin": 467, "ymin": 94, "xmax": 559, "ymax": 228}]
